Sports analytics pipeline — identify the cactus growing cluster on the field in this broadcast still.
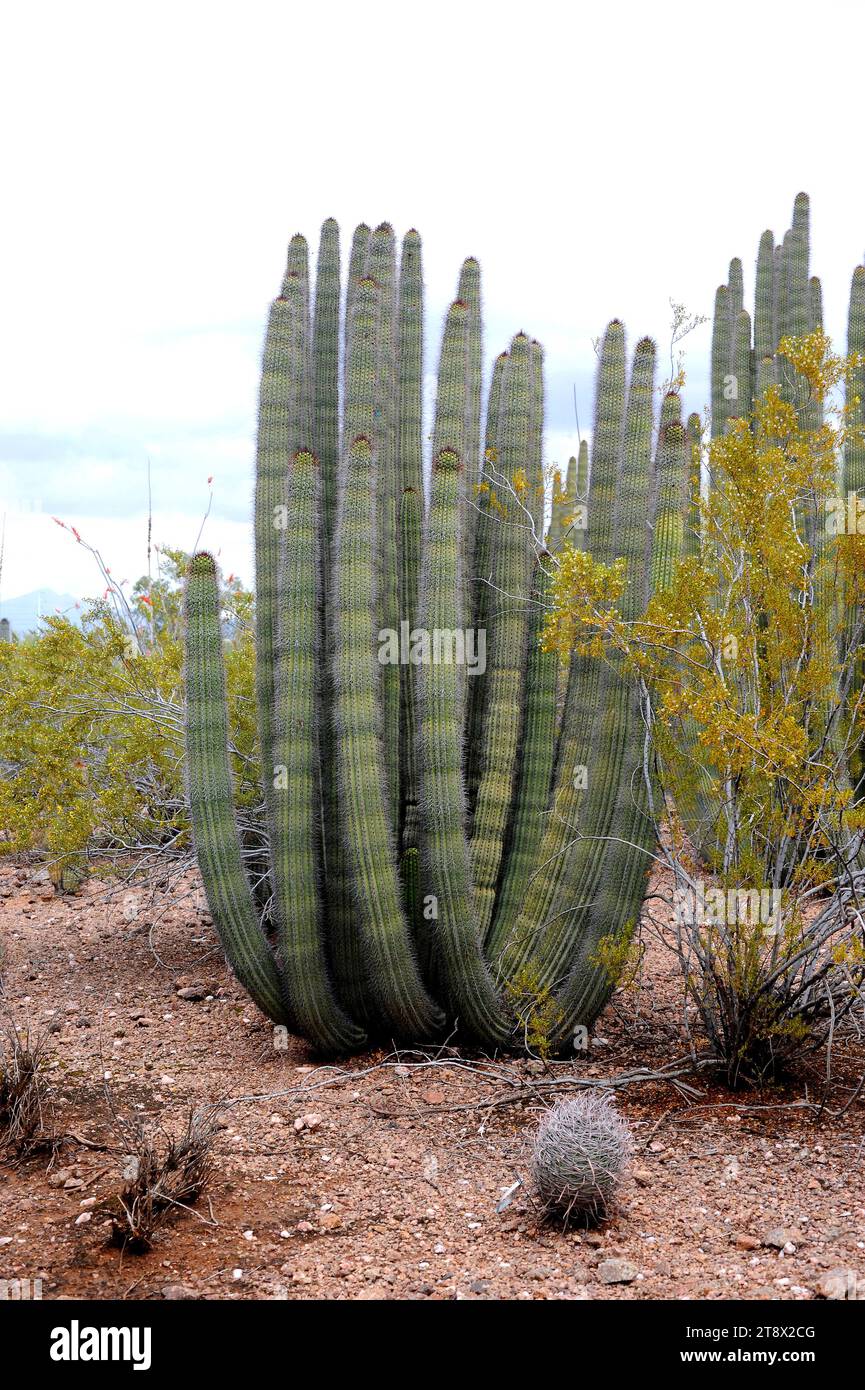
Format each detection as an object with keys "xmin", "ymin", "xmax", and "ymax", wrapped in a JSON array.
[{"xmin": 183, "ymin": 219, "xmax": 697, "ymax": 1053}]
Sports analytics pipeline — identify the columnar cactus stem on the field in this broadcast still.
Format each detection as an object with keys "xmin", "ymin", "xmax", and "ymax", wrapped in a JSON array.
[
  {"xmin": 684, "ymin": 412, "xmax": 702, "ymax": 558},
  {"xmin": 457, "ymin": 257, "xmax": 484, "ymax": 584},
  {"xmin": 490, "ymin": 322, "xmax": 628, "ymax": 970},
  {"xmin": 728, "ymin": 257, "xmax": 744, "ymax": 319},
  {"xmin": 369, "ymin": 224, "xmax": 401, "ymax": 826},
  {"xmin": 399, "ymin": 485, "xmax": 422, "ymax": 860},
  {"xmin": 466, "ymin": 349, "xmax": 508, "ymax": 821},
  {"xmin": 845, "ymin": 266, "xmax": 865, "ymax": 499},
  {"xmin": 843, "ymin": 265, "xmax": 865, "ymax": 740},
  {"xmin": 548, "ymin": 341, "xmax": 663, "ymax": 1041},
  {"xmin": 809, "ymin": 275, "xmax": 823, "ymax": 333},
  {"xmin": 501, "ymin": 336, "xmax": 655, "ymax": 991},
  {"xmin": 568, "ymin": 440, "xmax": 589, "ymax": 551},
  {"xmin": 332, "ymin": 435, "xmax": 443, "ymax": 1039},
  {"xmin": 777, "ymin": 232, "xmax": 791, "ymax": 344},
  {"xmin": 729, "ymin": 309, "xmax": 753, "ymax": 425},
  {"xmin": 417, "ymin": 447, "xmax": 509, "ymax": 1043},
  {"xmin": 396, "ymin": 233, "xmax": 425, "ymax": 857},
  {"xmin": 490, "ymin": 554, "xmax": 558, "ymax": 939},
  {"xmin": 313, "ymin": 219, "xmax": 342, "ymax": 573},
  {"xmin": 754, "ymin": 229, "xmax": 776, "ymax": 363},
  {"xmin": 184, "ymin": 553, "xmax": 287, "ymax": 1024},
  {"xmin": 432, "ymin": 297, "xmax": 472, "ymax": 640},
  {"xmin": 283, "ymin": 234, "xmax": 313, "ymax": 437},
  {"xmin": 344, "ymin": 223, "xmax": 370, "ymax": 377},
  {"xmin": 529, "ymin": 340, "xmax": 546, "ymax": 537},
  {"xmin": 328, "ymin": 276, "xmax": 382, "ymax": 1019},
  {"xmin": 254, "ymin": 266, "xmax": 310, "ymax": 824},
  {"xmin": 471, "ymin": 333, "xmax": 539, "ymax": 938},
  {"xmin": 710, "ymin": 284, "xmax": 732, "ymax": 437},
  {"xmin": 546, "ymin": 468, "xmax": 567, "ymax": 551},
  {"xmin": 648, "ymin": 392, "xmax": 686, "ymax": 594},
  {"xmin": 270, "ymin": 451, "xmax": 366, "ymax": 1051}
]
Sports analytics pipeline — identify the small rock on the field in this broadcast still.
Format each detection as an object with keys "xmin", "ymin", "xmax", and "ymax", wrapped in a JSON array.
[
  {"xmin": 733, "ymin": 1233, "xmax": 761, "ymax": 1251},
  {"xmin": 764, "ymin": 1227, "xmax": 801, "ymax": 1250},
  {"xmin": 318, "ymin": 1213, "xmax": 342, "ymax": 1231},
  {"xmin": 75, "ymin": 1211, "xmax": 92, "ymax": 1226},
  {"xmin": 177, "ymin": 986, "xmax": 206, "ymax": 1001},
  {"xmin": 394, "ymin": 1064, "xmax": 411, "ymax": 1078},
  {"xmin": 422, "ymin": 1090, "xmax": 446, "ymax": 1105},
  {"xmin": 815, "ymin": 1268, "xmax": 863, "ymax": 1300},
  {"xmin": 162, "ymin": 1284, "xmax": 198, "ymax": 1300},
  {"xmin": 63, "ymin": 1178, "xmax": 84, "ymax": 1191},
  {"xmin": 302, "ymin": 1113, "xmax": 322, "ymax": 1130},
  {"xmin": 597, "ymin": 1258, "xmax": 639, "ymax": 1285},
  {"xmin": 632, "ymin": 1168, "xmax": 653, "ymax": 1188},
  {"xmin": 296, "ymin": 1221, "xmax": 314, "ymax": 1234}
]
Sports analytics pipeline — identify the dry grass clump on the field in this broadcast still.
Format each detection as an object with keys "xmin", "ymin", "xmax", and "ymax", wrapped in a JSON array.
[
  {"xmin": 104, "ymin": 1107, "xmax": 219, "ymax": 1252},
  {"xmin": 0, "ymin": 1021, "xmax": 54, "ymax": 1158}
]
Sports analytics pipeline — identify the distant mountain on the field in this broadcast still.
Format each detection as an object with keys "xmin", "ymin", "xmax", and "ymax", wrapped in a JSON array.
[{"xmin": 0, "ymin": 589, "xmax": 82, "ymax": 636}]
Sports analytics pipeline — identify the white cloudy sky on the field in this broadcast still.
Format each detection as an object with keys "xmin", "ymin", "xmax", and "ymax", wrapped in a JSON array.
[{"xmin": 2, "ymin": 0, "xmax": 865, "ymax": 604}]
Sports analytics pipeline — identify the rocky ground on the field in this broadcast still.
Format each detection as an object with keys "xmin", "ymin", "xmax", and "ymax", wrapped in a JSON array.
[{"xmin": 1, "ymin": 854, "xmax": 863, "ymax": 1301}]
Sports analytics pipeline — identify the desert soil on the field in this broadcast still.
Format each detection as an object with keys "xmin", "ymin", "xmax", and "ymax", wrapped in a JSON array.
[{"xmin": 1, "ymin": 854, "xmax": 863, "ymax": 1302}]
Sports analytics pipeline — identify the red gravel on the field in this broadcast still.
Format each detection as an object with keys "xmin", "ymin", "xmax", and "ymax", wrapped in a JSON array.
[{"xmin": 1, "ymin": 855, "xmax": 863, "ymax": 1301}]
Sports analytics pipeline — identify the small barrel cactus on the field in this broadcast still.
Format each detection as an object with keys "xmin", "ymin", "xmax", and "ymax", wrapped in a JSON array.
[{"xmin": 531, "ymin": 1092, "xmax": 632, "ymax": 1225}]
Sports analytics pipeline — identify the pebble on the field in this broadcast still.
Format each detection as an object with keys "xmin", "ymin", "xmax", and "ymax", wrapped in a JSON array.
[
  {"xmin": 74, "ymin": 1212, "xmax": 92, "ymax": 1226},
  {"xmin": 162, "ymin": 1284, "xmax": 198, "ymax": 1300},
  {"xmin": 764, "ymin": 1226, "xmax": 801, "ymax": 1250},
  {"xmin": 815, "ymin": 1268, "xmax": 863, "ymax": 1300},
  {"xmin": 598, "ymin": 1258, "xmax": 639, "ymax": 1285}
]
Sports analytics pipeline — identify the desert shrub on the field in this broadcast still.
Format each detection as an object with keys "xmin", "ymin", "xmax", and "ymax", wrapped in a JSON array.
[
  {"xmin": 0, "ymin": 546, "xmax": 257, "ymax": 883},
  {"xmin": 545, "ymin": 334, "xmax": 865, "ymax": 1084}
]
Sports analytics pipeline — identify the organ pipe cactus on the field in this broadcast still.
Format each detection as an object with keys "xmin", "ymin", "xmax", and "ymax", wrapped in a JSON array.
[{"xmin": 183, "ymin": 220, "xmax": 694, "ymax": 1055}]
